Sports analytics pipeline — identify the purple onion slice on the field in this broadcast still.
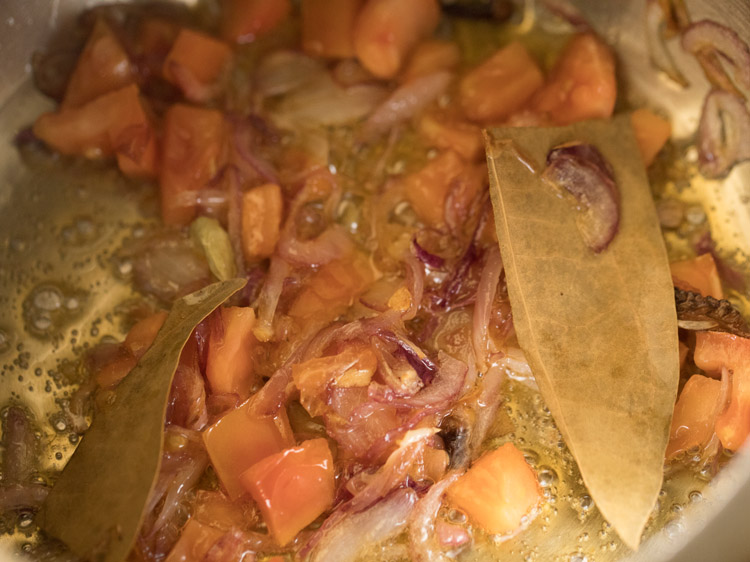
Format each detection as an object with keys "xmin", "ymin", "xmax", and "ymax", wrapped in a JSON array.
[
  {"xmin": 697, "ymin": 89, "xmax": 750, "ymax": 179},
  {"xmin": 682, "ymin": 20, "xmax": 750, "ymax": 96},
  {"xmin": 542, "ymin": 142, "xmax": 620, "ymax": 254}
]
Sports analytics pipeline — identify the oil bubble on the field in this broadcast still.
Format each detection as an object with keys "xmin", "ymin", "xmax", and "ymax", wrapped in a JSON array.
[{"xmin": 688, "ymin": 490, "xmax": 703, "ymax": 503}]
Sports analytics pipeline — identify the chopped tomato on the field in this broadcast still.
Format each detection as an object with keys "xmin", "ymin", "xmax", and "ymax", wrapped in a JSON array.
[
  {"xmin": 403, "ymin": 150, "xmax": 485, "ymax": 227},
  {"xmin": 288, "ymin": 253, "xmax": 374, "ymax": 327},
  {"xmin": 206, "ymin": 306, "xmax": 259, "ymax": 399},
  {"xmin": 292, "ymin": 344, "xmax": 378, "ymax": 417},
  {"xmin": 34, "ymin": 84, "xmax": 158, "ymax": 178},
  {"xmin": 301, "ymin": 0, "xmax": 364, "ymax": 59},
  {"xmin": 694, "ymin": 331, "xmax": 750, "ymax": 451},
  {"xmin": 631, "ymin": 108, "xmax": 671, "ymax": 167},
  {"xmin": 163, "ymin": 29, "xmax": 233, "ymax": 102},
  {"xmin": 447, "ymin": 442, "xmax": 541, "ymax": 535},
  {"xmin": 531, "ymin": 32, "xmax": 616, "ymax": 125},
  {"xmin": 160, "ymin": 104, "xmax": 227, "ymax": 225},
  {"xmin": 164, "ymin": 519, "xmax": 225, "ymax": 562},
  {"xmin": 62, "ymin": 18, "xmax": 136, "ymax": 109},
  {"xmin": 459, "ymin": 41, "xmax": 544, "ymax": 124},
  {"xmin": 418, "ymin": 110, "xmax": 484, "ymax": 162},
  {"xmin": 353, "ymin": 0, "xmax": 441, "ymax": 79},
  {"xmin": 400, "ymin": 39, "xmax": 461, "ymax": 83},
  {"xmin": 665, "ymin": 374, "xmax": 723, "ymax": 460},
  {"xmin": 220, "ymin": 0, "xmax": 292, "ymax": 44},
  {"xmin": 94, "ymin": 346, "xmax": 137, "ymax": 389},
  {"xmin": 670, "ymin": 253, "xmax": 723, "ymax": 299},
  {"xmin": 203, "ymin": 401, "xmax": 295, "ymax": 498},
  {"xmin": 241, "ymin": 183, "xmax": 283, "ymax": 262},
  {"xmin": 124, "ymin": 310, "xmax": 168, "ymax": 359},
  {"xmin": 239, "ymin": 438, "xmax": 335, "ymax": 546}
]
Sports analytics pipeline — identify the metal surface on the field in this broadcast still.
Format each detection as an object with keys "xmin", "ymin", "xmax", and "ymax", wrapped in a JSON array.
[{"xmin": 0, "ymin": 0, "xmax": 749, "ymax": 561}]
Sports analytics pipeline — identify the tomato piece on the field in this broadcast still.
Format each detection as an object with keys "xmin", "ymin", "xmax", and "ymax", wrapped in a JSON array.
[
  {"xmin": 163, "ymin": 29, "xmax": 233, "ymax": 102},
  {"xmin": 694, "ymin": 331, "xmax": 750, "ymax": 451},
  {"xmin": 206, "ymin": 306, "xmax": 259, "ymax": 399},
  {"xmin": 239, "ymin": 438, "xmax": 335, "ymax": 546},
  {"xmin": 418, "ymin": 110, "xmax": 483, "ymax": 162},
  {"xmin": 164, "ymin": 518, "xmax": 225, "ymax": 562},
  {"xmin": 34, "ymin": 84, "xmax": 158, "ymax": 178},
  {"xmin": 402, "ymin": 150, "xmax": 485, "ymax": 227},
  {"xmin": 400, "ymin": 39, "xmax": 461, "ymax": 83},
  {"xmin": 203, "ymin": 401, "xmax": 294, "ymax": 498},
  {"xmin": 288, "ymin": 253, "xmax": 374, "ymax": 327},
  {"xmin": 160, "ymin": 104, "xmax": 228, "ymax": 225},
  {"xmin": 353, "ymin": 0, "xmax": 441, "ymax": 79},
  {"xmin": 531, "ymin": 33, "xmax": 616, "ymax": 125},
  {"xmin": 124, "ymin": 310, "xmax": 168, "ymax": 359},
  {"xmin": 62, "ymin": 18, "xmax": 136, "ymax": 109},
  {"xmin": 447, "ymin": 443, "xmax": 541, "ymax": 535},
  {"xmin": 94, "ymin": 347, "xmax": 137, "ymax": 389},
  {"xmin": 241, "ymin": 183, "xmax": 283, "ymax": 262},
  {"xmin": 631, "ymin": 108, "xmax": 671, "ymax": 167},
  {"xmin": 301, "ymin": 0, "xmax": 364, "ymax": 59},
  {"xmin": 670, "ymin": 253, "xmax": 723, "ymax": 299},
  {"xmin": 666, "ymin": 374, "xmax": 723, "ymax": 460},
  {"xmin": 292, "ymin": 344, "xmax": 378, "ymax": 417},
  {"xmin": 220, "ymin": 0, "xmax": 292, "ymax": 44},
  {"xmin": 459, "ymin": 41, "xmax": 544, "ymax": 124}
]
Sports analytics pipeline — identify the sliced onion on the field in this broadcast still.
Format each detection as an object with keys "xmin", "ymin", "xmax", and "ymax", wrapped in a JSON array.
[
  {"xmin": 467, "ymin": 363, "xmax": 506, "ymax": 458},
  {"xmin": 408, "ymin": 472, "xmax": 463, "ymax": 562},
  {"xmin": 413, "ymin": 237, "xmax": 445, "ymax": 269},
  {"xmin": 543, "ymin": 143, "xmax": 620, "ymax": 253},
  {"xmin": 276, "ymin": 75, "xmax": 387, "ymax": 127},
  {"xmin": 438, "ymin": 243, "xmax": 480, "ymax": 310},
  {"xmin": 253, "ymin": 256, "xmax": 291, "ymax": 342},
  {"xmin": 379, "ymin": 330, "xmax": 438, "ymax": 384},
  {"xmin": 369, "ymin": 352, "xmax": 468, "ymax": 409},
  {"xmin": 697, "ymin": 89, "xmax": 750, "ymax": 179},
  {"xmin": 308, "ymin": 489, "xmax": 418, "ymax": 562},
  {"xmin": 498, "ymin": 347, "xmax": 534, "ymax": 381},
  {"xmin": 256, "ymin": 50, "xmax": 326, "ymax": 97},
  {"xmin": 541, "ymin": 0, "xmax": 590, "ymax": 32},
  {"xmin": 472, "ymin": 246, "xmax": 504, "ymax": 372},
  {"xmin": 202, "ymin": 530, "xmax": 252, "ymax": 562},
  {"xmin": 361, "ymin": 72, "xmax": 453, "ymax": 140},
  {"xmin": 682, "ymin": 20, "xmax": 750, "ymax": 95},
  {"xmin": 332, "ymin": 58, "xmax": 377, "ymax": 87},
  {"xmin": 232, "ymin": 122, "xmax": 281, "ymax": 185},
  {"xmin": 436, "ymin": 521, "xmax": 471, "ymax": 549},
  {"xmin": 223, "ymin": 168, "xmax": 247, "ymax": 277},
  {"xmin": 645, "ymin": 0, "xmax": 689, "ymax": 87},
  {"xmin": 403, "ymin": 251, "xmax": 426, "ymax": 321},
  {"xmin": 277, "ymin": 224, "xmax": 355, "ymax": 267}
]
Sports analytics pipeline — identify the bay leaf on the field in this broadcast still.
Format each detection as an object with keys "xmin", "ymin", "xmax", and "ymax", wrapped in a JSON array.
[
  {"xmin": 485, "ymin": 116, "xmax": 679, "ymax": 549},
  {"xmin": 41, "ymin": 278, "xmax": 246, "ymax": 562}
]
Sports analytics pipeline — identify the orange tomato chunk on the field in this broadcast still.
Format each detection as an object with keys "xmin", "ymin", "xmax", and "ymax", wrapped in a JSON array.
[
  {"xmin": 203, "ymin": 402, "xmax": 294, "ymax": 498},
  {"xmin": 206, "ymin": 306, "xmax": 259, "ymax": 399},
  {"xmin": 62, "ymin": 18, "xmax": 136, "ymax": 109},
  {"xmin": 239, "ymin": 438, "xmax": 335, "ymax": 546},
  {"xmin": 353, "ymin": 0, "xmax": 440, "ymax": 79},
  {"xmin": 631, "ymin": 108, "xmax": 671, "ymax": 167},
  {"xmin": 163, "ymin": 29, "xmax": 233, "ymax": 102},
  {"xmin": 220, "ymin": 0, "xmax": 292, "ymax": 44},
  {"xmin": 694, "ymin": 331, "xmax": 750, "ymax": 451},
  {"xmin": 400, "ymin": 39, "xmax": 461, "ymax": 83},
  {"xmin": 447, "ymin": 443, "xmax": 541, "ymax": 535},
  {"xmin": 124, "ymin": 310, "xmax": 168, "ymax": 359},
  {"xmin": 302, "ymin": 0, "xmax": 364, "ymax": 58},
  {"xmin": 160, "ymin": 104, "xmax": 227, "ymax": 225},
  {"xmin": 670, "ymin": 253, "xmax": 723, "ymax": 299},
  {"xmin": 418, "ymin": 111, "xmax": 484, "ymax": 162},
  {"xmin": 459, "ymin": 41, "xmax": 543, "ymax": 124},
  {"xmin": 241, "ymin": 183, "xmax": 283, "ymax": 262},
  {"xmin": 665, "ymin": 374, "xmax": 723, "ymax": 460},
  {"xmin": 531, "ymin": 33, "xmax": 616, "ymax": 125}
]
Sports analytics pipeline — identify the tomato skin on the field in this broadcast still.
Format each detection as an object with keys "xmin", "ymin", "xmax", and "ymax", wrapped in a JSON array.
[
  {"xmin": 531, "ymin": 32, "xmax": 616, "ymax": 125},
  {"xmin": 670, "ymin": 253, "xmax": 723, "ymax": 299},
  {"xmin": 62, "ymin": 18, "xmax": 136, "ymax": 109},
  {"xmin": 693, "ymin": 331, "xmax": 750, "ymax": 451},
  {"xmin": 206, "ymin": 306, "xmax": 259, "ymax": 399},
  {"xmin": 203, "ymin": 402, "xmax": 294, "ymax": 499},
  {"xmin": 239, "ymin": 438, "xmax": 335, "ymax": 546},
  {"xmin": 665, "ymin": 374, "xmax": 722, "ymax": 460},
  {"xmin": 163, "ymin": 29, "xmax": 233, "ymax": 102},
  {"xmin": 160, "ymin": 104, "xmax": 228, "ymax": 225}
]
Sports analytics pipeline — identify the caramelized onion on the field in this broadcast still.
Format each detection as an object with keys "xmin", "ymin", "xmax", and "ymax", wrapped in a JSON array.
[
  {"xmin": 277, "ymin": 224, "xmax": 355, "ymax": 267},
  {"xmin": 256, "ymin": 50, "xmax": 325, "ymax": 97},
  {"xmin": 253, "ymin": 256, "xmax": 291, "ymax": 342},
  {"xmin": 542, "ymin": 143, "xmax": 620, "ymax": 253},
  {"xmin": 408, "ymin": 472, "xmax": 463, "ymax": 562},
  {"xmin": 682, "ymin": 20, "xmax": 750, "ymax": 96},
  {"xmin": 696, "ymin": 89, "xmax": 750, "ymax": 179},
  {"xmin": 644, "ymin": 0, "xmax": 689, "ymax": 87},
  {"xmin": 413, "ymin": 237, "xmax": 446, "ymax": 269},
  {"xmin": 472, "ymin": 246, "xmax": 503, "ymax": 372}
]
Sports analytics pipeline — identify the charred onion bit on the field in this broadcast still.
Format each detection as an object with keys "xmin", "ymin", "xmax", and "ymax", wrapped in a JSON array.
[
  {"xmin": 697, "ymin": 89, "xmax": 750, "ymax": 179},
  {"xmin": 542, "ymin": 142, "xmax": 620, "ymax": 253},
  {"xmin": 682, "ymin": 20, "xmax": 750, "ymax": 97},
  {"xmin": 674, "ymin": 287, "xmax": 750, "ymax": 337}
]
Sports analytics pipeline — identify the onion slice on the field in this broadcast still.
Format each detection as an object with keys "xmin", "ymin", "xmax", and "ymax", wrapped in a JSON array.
[
  {"xmin": 644, "ymin": 0, "xmax": 689, "ymax": 87},
  {"xmin": 408, "ymin": 472, "xmax": 463, "ymax": 562},
  {"xmin": 697, "ymin": 89, "xmax": 750, "ymax": 179},
  {"xmin": 472, "ymin": 246, "xmax": 504, "ymax": 372},
  {"xmin": 542, "ymin": 142, "xmax": 620, "ymax": 253},
  {"xmin": 682, "ymin": 20, "xmax": 750, "ymax": 96}
]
